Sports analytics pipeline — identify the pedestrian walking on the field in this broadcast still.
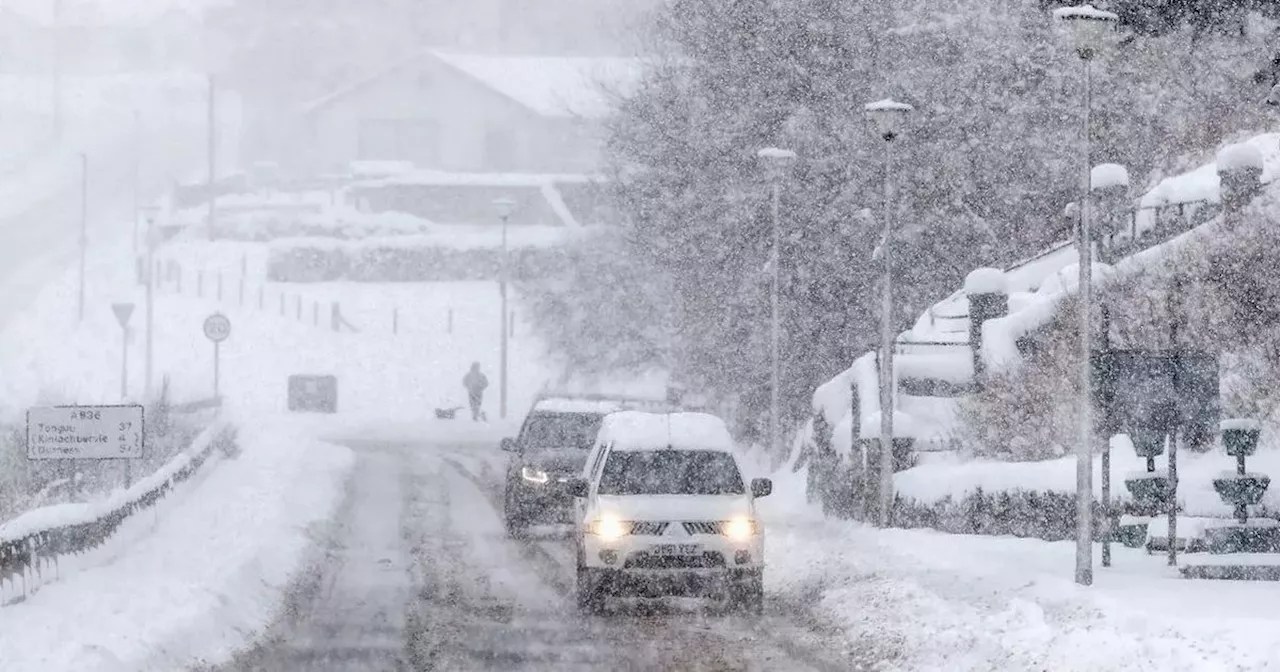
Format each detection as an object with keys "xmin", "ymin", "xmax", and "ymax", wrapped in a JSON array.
[{"xmin": 463, "ymin": 362, "xmax": 489, "ymax": 421}]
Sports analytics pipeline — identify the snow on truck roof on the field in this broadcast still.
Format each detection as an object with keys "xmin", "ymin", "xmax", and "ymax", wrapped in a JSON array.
[
  {"xmin": 533, "ymin": 397, "xmax": 630, "ymax": 414},
  {"xmin": 597, "ymin": 412, "xmax": 735, "ymax": 453}
]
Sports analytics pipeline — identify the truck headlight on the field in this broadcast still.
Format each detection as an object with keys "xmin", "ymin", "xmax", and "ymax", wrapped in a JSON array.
[
  {"xmin": 521, "ymin": 467, "xmax": 549, "ymax": 484},
  {"xmin": 722, "ymin": 517, "xmax": 759, "ymax": 542},
  {"xmin": 588, "ymin": 516, "xmax": 630, "ymax": 542}
]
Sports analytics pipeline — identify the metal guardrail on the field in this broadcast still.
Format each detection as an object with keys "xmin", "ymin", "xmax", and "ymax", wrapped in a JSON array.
[{"xmin": 0, "ymin": 402, "xmax": 228, "ymax": 605}]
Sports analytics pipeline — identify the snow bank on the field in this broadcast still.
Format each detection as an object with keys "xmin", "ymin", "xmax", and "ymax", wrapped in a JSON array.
[
  {"xmin": 895, "ymin": 443, "xmax": 1280, "ymax": 518},
  {"xmin": 0, "ymin": 414, "xmax": 355, "ymax": 672},
  {"xmin": 766, "ymin": 518, "xmax": 1280, "ymax": 672},
  {"xmin": 0, "ymin": 424, "xmax": 220, "ymax": 543}
]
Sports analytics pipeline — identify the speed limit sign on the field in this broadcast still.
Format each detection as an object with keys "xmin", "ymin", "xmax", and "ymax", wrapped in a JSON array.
[{"xmin": 203, "ymin": 313, "xmax": 231, "ymax": 343}]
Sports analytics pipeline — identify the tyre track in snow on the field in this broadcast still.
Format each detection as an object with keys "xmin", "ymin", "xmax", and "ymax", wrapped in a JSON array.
[
  {"xmin": 440, "ymin": 450, "xmax": 859, "ymax": 672},
  {"xmin": 212, "ymin": 441, "xmax": 867, "ymax": 671}
]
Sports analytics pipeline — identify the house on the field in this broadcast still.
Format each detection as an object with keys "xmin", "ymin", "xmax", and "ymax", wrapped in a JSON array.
[{"xmin": 267, "ymin": 50, "xmax": 648, "ymax": 177}]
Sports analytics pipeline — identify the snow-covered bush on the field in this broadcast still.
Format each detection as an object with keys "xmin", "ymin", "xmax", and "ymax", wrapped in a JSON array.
[
  {"xmin": 266, "ymin": 240, "xmax": 575, "ymax": 283},
  {"xmin": 961, "ymin": 195, "xmax": 1280, "ymax": 457}
]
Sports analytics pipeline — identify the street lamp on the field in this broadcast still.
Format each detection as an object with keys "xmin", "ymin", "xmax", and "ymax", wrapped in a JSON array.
[
  {"xmin": 864, "ymin": 98, "xmax": 912, "ymax": 528},
  {"xmin": 493, "ymin": 196, "xmax": 518, "ymax": 420},
  {"xmin": 756, "ymin": 146, "xmax": 796, "ymax": 463},
  {"xmin": 1054, "ymin": 2, "xmax": 1118, "ymax": 587}
]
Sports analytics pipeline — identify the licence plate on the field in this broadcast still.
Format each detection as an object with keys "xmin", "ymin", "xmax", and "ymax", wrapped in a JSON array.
[{"xmin": 651, "ymin": 544, "xmax": 701, "ymax": 557}]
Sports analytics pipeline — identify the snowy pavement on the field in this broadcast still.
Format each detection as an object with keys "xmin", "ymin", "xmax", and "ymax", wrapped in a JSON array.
[
  {"xmin": 214, "ymin": 436, "xmax": 865, "ymax": 671},
  {"xmin": 765, "ymin": 468, "xmax": 1280, "ymax": 672},
  {"xmin": 0, "ymin": 414, "xmax": 354, "ymax": 672}
]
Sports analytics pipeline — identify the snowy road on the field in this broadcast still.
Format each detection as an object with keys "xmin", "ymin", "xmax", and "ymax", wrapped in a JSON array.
[{"xmin": 212, "ymin": 440, "xmax": 863, "ymax": 671}]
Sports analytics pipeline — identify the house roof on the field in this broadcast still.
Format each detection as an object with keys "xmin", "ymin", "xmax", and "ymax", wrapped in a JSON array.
[
  {"xmin": 4, "ymin": 0, "xmax": 207, "ymax": 27},
  {"xmin": 302, "ymin": 49, "xmax": 649, "ymax": 120}
]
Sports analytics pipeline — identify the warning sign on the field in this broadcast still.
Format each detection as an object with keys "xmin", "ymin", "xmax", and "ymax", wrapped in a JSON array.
[{"xmin": 26, "ymin": 405, "xmax": 144, "ymax": 460}]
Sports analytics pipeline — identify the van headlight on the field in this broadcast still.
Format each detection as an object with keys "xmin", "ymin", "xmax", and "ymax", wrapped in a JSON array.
[
  {"xmin": 521, "ymin": 466, "xmax": 549, "ymax": 484},
  {"xmin": 588, "ymin": 516, "xmax": 630, "ymax": 542},
  {"xmin": 722, "ymin": 517, "xmax": 759, "ymax": 542}
]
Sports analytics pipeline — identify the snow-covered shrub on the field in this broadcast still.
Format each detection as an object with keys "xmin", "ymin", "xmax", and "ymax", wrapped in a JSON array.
[
  {"xmin": 961, "ymin": 196, "xmax": 1280, "ymax": 457},
  {"xmin": 893, "ymin": 488, "xmax": 1109, "ymax": 542},
  {"xmin": 0, "ymin": 423, "xmax": 28, "ymax": 520},
  {"xmin": 266, "ymin": 238, "xmax": 576, "ymax": 283}
]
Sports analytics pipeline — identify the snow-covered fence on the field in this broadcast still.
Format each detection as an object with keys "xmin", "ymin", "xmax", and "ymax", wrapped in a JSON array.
[
  {"xmin": 154, "ymin": 259, "xmax": 362, "ymax": 334},
  {"xmin": 0, "ymin": 409, "xmax": 235, "ymax": 606}
]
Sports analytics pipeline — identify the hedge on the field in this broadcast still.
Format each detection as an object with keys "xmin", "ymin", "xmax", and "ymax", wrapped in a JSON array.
[{"xmin": 267, "ymin": 242, "xmax": 574, "ymax": 283}]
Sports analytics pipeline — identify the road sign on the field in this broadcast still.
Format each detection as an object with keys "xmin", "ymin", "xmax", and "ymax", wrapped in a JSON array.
[
  {"xmin": 26, "ymin": 405, "xmax": 144, "ymax": 460},
  {"xmin": 204, "ymin": 312, "xmax": 231, "ymax": 342},
  {"xmin": 112, "ymin": 302, "xmax": 135, "ymax": 328}
]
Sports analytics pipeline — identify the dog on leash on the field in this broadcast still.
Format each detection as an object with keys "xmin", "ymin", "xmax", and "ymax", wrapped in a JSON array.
[{"xmin": 434, "ymin": 406, "xmax": 463, "ymax": 419}]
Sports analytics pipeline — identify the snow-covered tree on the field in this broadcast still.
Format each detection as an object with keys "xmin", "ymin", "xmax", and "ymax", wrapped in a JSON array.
[{"xmin": 528, "ymin": 0, "xmax": 1277, "ymax": 441}]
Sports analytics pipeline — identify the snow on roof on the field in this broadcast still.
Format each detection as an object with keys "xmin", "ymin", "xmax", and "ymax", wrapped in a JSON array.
[
  {"xmin": 353, "ymin": 170, "xmax": 598, "ymax": 189},
  {"xmin": 1217, "ymin": 143, "xmax": 1264, "ymax": 173},
  {"xmin": 305, "ymin": 49, "xmax": 648, "ymax": 119},
  {"xmin": 1052, "ymin": 4, "xmax": 1119, "ymax": 22},
  {"xmin": 896, "ymin": 351, "xmax": 974, "ymax": 385},
  {"xmin": 4, "ymin": 0, "xmax": 210, "ymax": 26},
  {"xmin": 534, "ymin": 398, "xmax": 628, "ymax": 414},
  {"xmin": 964, "ymin": 267, "xmax": 1006, "ymax": 295},
  {"xmin": 432, "ymin": 51, "xmax": 647, "ymax": 119},
  {"xmin": 864, "ymin": 98, "xmax": 914, "ymax": 112},
  {"xmin": 598, "ymin": 411, "xmax": 735, "ymax": 452},
  {"xmin": 350, "ymin": 161, "xmax": 416, "ymax": 178},
  {"xmin": 1221, "ymin": 418, "xmax": 1262, "ymax": 432},
  {"xmin": 1091, "ymin": 163, "xmax": 1130, "ymax": 190},
  {"xmin": 757, "ymin": 147, "xmax": 797, "ymax": 160}
]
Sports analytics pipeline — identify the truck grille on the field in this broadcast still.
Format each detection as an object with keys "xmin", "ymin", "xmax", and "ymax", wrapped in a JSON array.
[
  {"xmin": 682, "ymin": 521, "xmax": 722, "ymax": 535},
  {"xmin": 629, "ymin": 521, "xmax": 670, "ymax": 536},
  {"xmin": 625, "ymin": 552, "xmax": 727, "ymax": 570}
]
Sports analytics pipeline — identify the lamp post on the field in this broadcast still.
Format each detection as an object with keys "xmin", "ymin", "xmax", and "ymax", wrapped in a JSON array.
[
  {"xmin": 756, "ymin": 146, "xmax": 797, "ymax": 462},
  {"xmin": 864, "ymin": 98, "xmax": 913, "ymax": 528},
  {"xmin": 77, "ymin": 151, "xmax": 88, "ymax": 322},
  {"xmin": 140, "ymin": 206, "xmax": 161, "ymax": 399},
  {"xmin": 1053, "ymin": 2, "xmax": 1118, "ymax": 587},
  {"xmin": 493, "ymin": 196, "xmax": 517, "ymax": 420}
]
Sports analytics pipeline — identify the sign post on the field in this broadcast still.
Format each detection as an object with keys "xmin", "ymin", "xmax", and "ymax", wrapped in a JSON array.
[
  {"xmin": 203, "ymin": 312, "xmax": 231, "ymax": 398},
  {"xmin": 27, "ymin": 405, "xmax": 144, "ymax": 460},
  {"xmin": 112, "ymin": 302, "xmax": 135, "ymax": 400}
]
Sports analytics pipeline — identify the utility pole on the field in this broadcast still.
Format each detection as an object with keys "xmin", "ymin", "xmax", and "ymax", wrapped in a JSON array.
[
  {"xmin": 132, "ymin": 110, "xmax": 141, "ymax": 260},
  {"xmin": 207, "ymin": 74, "xmax": 217, "ymax": 241},
  {"xmin": 144, "ymin": 209, "xmax": 157, "ymax": 399},
  {"xmin": 770, "ymin": 179, "xmax": 781, "ymax": 463},
  {"xmin": 77, "ymin": 152, "xmax": 87, "ymax": 322},
  {"xmin": 52, "ymin": 0, "xmax": 63, "ymax": 141}
]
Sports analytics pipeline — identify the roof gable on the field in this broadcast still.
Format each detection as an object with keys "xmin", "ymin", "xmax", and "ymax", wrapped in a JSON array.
[{"xmin": 302, "ymin": 49, "xmax": 647, "ymax": 119}]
